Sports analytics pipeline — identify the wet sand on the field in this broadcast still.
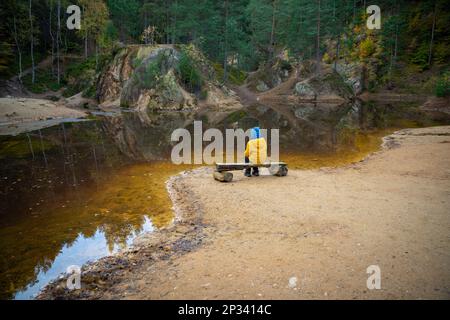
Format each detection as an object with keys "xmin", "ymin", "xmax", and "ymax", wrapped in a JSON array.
[{"xmin": 39, "ymin": 126, "xmax": 450, "ymax": 299}]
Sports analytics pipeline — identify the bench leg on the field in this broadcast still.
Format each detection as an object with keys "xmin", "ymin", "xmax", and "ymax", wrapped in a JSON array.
[
  {"xmin": 213, "ymin": 171, "xmax": 234, "ymax": 182},
  {"xmin": 269, "ymin": 165, "xmax": 288, "ymax": 177}
]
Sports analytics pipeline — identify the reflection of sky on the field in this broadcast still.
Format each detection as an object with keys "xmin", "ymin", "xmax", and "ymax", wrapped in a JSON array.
[{"xmin": 14, "ymin": 216, "xmax": 154, "ymax": 300}]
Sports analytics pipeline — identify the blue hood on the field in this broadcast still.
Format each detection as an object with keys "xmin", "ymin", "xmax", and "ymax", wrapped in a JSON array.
[{"xmin": 250, "ymin": 127, "xmax": 260, "ymax": 140}]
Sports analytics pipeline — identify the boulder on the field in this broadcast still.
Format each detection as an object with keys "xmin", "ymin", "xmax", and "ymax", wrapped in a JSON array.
[
  {"xmin": 246, "ymin": 55, "xmax": 294, "ymax": 91},
  {"xmin": 294, "ymin": 82, "xmax": 316, "ymax": 99},
  {"xmin": 256, "ymin": 81, "xmax": 270, "ymax": 92},
  {"xmin": 335, "ymin": 62, "xmax": 363, "ymax": 95},
  {"xmin": 294, "ymin": 66, "xmax": 354, "ymax": 101},
  {"xmin": 97, "ymin": 44, "xmax": 241, "ymax": 113}
]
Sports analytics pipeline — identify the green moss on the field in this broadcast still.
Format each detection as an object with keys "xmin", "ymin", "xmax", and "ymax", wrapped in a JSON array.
[
  {"xmin": 132, "ymin": 56, "xmax": 144, "ymax": 69},
  {"xmin": 131, "ymin": 50, "xmax": 168, "ymax": 91},
  {"xmin": 212, "ymin": 62, "xmax": 246, "ymax": 85},
  {"xmin": 228, "ymin": 68, "xmax": 247, "ymax": 85},
  {"xmin": 212, "ymin": 62, "xmax": 225, "ymax": 80},
  {"xmin": 140, "ymin": 60, "xmax": 160, "ymax": 88}
]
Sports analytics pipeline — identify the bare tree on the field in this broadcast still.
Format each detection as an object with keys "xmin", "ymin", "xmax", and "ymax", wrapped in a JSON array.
[
  {"xmin": 57, "ymin": 0, "xmax": 61, "ymax": 84},
  {"xmin": 49, "ymin": 0, "xmax": 55, "ymax": 77},
  {"xmin": 29, "ymin": 0, "xmax": 35, "ymax": 84}
]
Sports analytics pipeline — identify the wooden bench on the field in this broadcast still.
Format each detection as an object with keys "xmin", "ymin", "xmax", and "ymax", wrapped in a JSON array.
[{"xmin": 213, "ymin": 162, "xmax": 288, "ymax": 182}]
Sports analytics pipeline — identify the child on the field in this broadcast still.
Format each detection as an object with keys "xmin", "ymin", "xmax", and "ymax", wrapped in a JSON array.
[{"xmin": 244, "ymin": 127, "xmax": 267, "ymax": 177}]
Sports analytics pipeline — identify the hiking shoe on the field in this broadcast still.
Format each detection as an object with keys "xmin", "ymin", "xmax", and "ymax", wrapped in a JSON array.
[
  {"xmin": 252, "ymin": 171, "xmax": 260, "ymax": 177},
  {"xmin": 244, "ymin": 170, "xmax": 252, "ymax": 177}
]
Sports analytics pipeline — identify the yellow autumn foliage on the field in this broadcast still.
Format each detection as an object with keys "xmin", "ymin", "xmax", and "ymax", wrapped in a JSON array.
[{"xmin": 359, "ymin": 38, "xmax": 376, "ymax": 59}]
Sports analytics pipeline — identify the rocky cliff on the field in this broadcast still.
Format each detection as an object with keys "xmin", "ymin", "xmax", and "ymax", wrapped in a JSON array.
[
  {"xmin": 245, "ymin": 54, "xmax": 356, "ymax": 104},
  {"xmin": 96, "ymin": 44, "xmax": 242, "ymax": 114}
]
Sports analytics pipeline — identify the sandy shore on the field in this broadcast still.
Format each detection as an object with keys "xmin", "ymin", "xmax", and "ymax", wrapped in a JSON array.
[
  {"xmin": 0, "ymin": 98, "xmax": 86, "ymax": 135},
  {"xmin": 39, "ymin": 126, "xmax": 450, "ymax": 300}
]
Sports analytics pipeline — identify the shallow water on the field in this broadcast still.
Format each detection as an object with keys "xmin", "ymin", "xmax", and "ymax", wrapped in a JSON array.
[
  {"xmin": 0, "ymin": 100, "xmax": 446, "ymax": 299},
  {"xmin": 0, "ymin": 121, "xmax": 193, "ymax": 299},
  {"xmin": 282, "ymin": 128, "xmax": 396, "ymax": 169}
]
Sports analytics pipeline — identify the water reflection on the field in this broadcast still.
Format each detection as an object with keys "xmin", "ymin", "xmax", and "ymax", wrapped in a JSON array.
[
  {"xmin": 0, "ymin": 99, "xmax": 447, "ymax": 300},
  {"xmin": 0, "ymin": 121, "xmax": 189, "ymax": 299},
  {"xmin": 14, "ymin": 216, "xmax": 154, "ymax": 300}
]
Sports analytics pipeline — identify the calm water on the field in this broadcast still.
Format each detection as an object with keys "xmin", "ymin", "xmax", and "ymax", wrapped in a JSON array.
[
  {"xmin": 0, "ymin": 101, "xmax": 446, "ymax": 299},
  {"xmin": 0, "ymin": 120, "xmax": 193, "ymax": 299}
]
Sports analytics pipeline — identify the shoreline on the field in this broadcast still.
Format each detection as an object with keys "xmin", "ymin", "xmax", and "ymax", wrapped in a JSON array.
[
  {"xmin": 37, "ymin": 126, "xmax": 450, "ymax": 299},
  {"xmin": 0, "ymin": 97, "xmax": 87, "ymax": 136},
  {"xmin": 37, "ymin": 169, "xmax": 207, "ymax": 300}
]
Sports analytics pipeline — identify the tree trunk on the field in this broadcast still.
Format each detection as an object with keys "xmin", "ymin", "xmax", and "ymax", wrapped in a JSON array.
[
  {"xmin": 269, "ymin": 0, "xmax": 277, "ymax": 59},
  {"xmin": 166, "ymin": 2, "xmax": 170, "ymax": 44},
  {"xmin": 29, "ymin": 0, "xmax": 35, "ymax": 84},
  {"xmin": 428, "ymin": 1, "xmax": 437, "ymax": 66},
  {"xmin": 13, "ymin": 15, "xmax": 23, "ymax": 83},
  {"xmin": 394, "ymin": 22, "xmax": 399, "ymax": 59},
  {"xmin": 49, "ymin": 1, "xmax": 55, "ymax": 77},
  {"xmin": 390, "ymin": 0, "xmax": 399, "ymax": 84},
  {"xmin": 173, "ymin": 0, "xmax": 178, "ymax": 44},
  {"xmin": 298, "ymin": 2, "xmax": 303, "ymax": 57},
  {"xmin": 223, "ymin": 0, "xmax": 229, "ymax": 82},
  {"xmin": 57, "ymin": 0, "xmax": 61, "ymax": 84},
  {"xmin": 316, "ymin": 0, "xmax": 321, "ymax": 74}
]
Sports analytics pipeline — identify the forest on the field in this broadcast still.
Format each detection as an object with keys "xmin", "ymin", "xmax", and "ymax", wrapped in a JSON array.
[{"xmin": 0, "ymin": 0, "xmax": 449, "ymax": 97}]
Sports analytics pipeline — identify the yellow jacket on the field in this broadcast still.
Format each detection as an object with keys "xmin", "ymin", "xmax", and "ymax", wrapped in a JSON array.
[{"xmin": 245, "ymin": 138, "xmax": 267, "ymax": 164}]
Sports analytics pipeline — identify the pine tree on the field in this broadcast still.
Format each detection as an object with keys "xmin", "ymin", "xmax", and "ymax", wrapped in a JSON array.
[{"xmin": 107, "ymin": 0, "xmax": 139, "ymax": 43}]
